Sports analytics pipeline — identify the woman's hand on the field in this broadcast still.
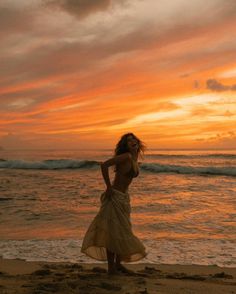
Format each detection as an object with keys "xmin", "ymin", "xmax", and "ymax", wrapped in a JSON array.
[{"xmin": 105, "ymin": 186, "xmax": 114, "ymax": 199}]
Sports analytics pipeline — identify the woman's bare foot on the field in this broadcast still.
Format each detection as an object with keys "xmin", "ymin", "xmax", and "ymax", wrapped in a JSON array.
[{"xmin": 116, "ymin": 264, "xmax": 134, "ymax": 274}]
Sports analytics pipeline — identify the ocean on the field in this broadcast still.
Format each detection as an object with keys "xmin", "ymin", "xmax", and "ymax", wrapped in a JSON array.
[{"xmin": 0, "ymin": 149, "xmax": 235, "ymax": 267}]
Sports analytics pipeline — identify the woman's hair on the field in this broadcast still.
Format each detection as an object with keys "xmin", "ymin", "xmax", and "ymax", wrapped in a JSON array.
[{"xmin": 114, "ymin": 132, "xmax": 146, "ymax": 158}]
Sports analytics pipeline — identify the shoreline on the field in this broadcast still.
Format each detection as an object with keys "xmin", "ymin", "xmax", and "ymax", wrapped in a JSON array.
[{"xmin": 1, "ymin": 257, "xmax": 236, "ymax": 293}]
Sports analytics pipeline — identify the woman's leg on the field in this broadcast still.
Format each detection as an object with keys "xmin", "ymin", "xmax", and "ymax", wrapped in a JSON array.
[
  {"xmin": 115, "ymin": 254, "xmax": 121, "ymax": 267},
  {"xmin": 106, "ymin": 249, "xmax": 116, "ymax": 274}
]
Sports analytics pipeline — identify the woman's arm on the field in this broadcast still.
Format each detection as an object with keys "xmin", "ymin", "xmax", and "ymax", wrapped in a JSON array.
[{"xmin": 100, "ymin": 152, "xmax": 131, "ymax": 190}]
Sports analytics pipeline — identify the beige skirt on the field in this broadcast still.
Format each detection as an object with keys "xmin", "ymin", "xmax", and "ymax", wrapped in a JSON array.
[{"xmin": 81, "ymin": 188, "xmax": 147, "ymax": 262}]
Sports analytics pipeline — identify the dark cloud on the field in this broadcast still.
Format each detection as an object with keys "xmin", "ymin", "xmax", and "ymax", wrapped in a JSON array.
[
  {"xmin": 206, "ymin": 79, "xmax": 236, "ymax": 92},
  {"xmin": 0, "ymin": 5, "xmax": 36, "ymax": 38},
  {"xmin": 1, "ymin": 0, "xmax": 236, "ymax": 117},
  {"xmin": 0, "ymin": 86, "xmax": 67, "ymax": 112},
  {"xmin": 0, "ymin": 24, "xmax": 159, "ymax": 92},
  {"xmin": 46, "ymin": 0, "xmax": 111, "ymax": 18}
]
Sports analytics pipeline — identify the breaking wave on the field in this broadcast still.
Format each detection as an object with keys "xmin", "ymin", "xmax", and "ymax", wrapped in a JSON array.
[
  {"xmin": 147, "ymin": 153, "xmax": 236, "ymax": 159},
  {"xmin": 141, "ymin": 163, "xmax": 236, "ymax": 177},
  {"xmin": 0, "ymin": 158, "xmax": 235, "ymax": 176},
  {"xmin": 0, "ymin": 159, "xmax": 100, "ymax": 170}
]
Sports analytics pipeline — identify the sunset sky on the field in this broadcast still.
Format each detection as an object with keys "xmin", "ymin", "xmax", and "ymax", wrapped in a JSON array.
[{"xmin": 0, "ymin": 0, "xmax": 236, "ymax": 150}]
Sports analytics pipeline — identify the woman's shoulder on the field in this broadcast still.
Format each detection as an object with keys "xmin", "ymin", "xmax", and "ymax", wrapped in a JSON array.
[
  {"xmin": 101, "ymin": 152, "xmax": 131, "ymax": 167},
  {"xmin": 113, "ymin": 152, "xmax": 132, "ymax": 166},
  {"xmin": 115, "ymin": 152, "xmax": 132, "ymax": 161}
]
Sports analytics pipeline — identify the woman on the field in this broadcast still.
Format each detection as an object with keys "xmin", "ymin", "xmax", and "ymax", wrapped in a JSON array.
[{"xmin": 81, "ymin": 133, "xmax": 147, "ymax": 274}]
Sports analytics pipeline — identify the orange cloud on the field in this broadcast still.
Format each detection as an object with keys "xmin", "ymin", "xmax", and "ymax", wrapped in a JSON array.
[{"xmin": 0, "ymin": 0, "xmax": 236, "ymax": 149}]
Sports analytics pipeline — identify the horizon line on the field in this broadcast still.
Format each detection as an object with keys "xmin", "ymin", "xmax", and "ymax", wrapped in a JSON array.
[{"xmin": 0, "ymin": 148, "xmax": 235, "ymax": 151}]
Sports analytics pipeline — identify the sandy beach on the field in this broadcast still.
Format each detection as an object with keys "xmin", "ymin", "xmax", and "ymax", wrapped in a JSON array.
[{"xmin": 0, "ymin": 258, "xmax": 236, "ymax": 294}]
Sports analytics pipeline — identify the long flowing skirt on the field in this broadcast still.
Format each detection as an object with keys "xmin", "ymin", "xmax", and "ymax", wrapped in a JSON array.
[{"xmin": 81, "ymin": 188, "xmax": 147, "ymax": 262}]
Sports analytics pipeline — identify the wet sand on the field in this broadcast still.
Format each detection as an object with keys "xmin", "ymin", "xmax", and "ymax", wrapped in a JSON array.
[{"xmin": 0, "ymin": 257, "xmax": 236, "ymax": 294}]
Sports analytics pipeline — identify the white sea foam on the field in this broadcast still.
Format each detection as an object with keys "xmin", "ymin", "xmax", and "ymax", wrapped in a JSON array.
[{"xmin": 0, "ymin": 239, "xmax": 235, "ymax": 267}]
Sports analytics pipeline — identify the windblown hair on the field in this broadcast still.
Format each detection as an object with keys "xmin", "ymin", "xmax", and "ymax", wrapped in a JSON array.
[{"xmin": 114, "ymin": 132, "xmax": 146, "ymax": 158}]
